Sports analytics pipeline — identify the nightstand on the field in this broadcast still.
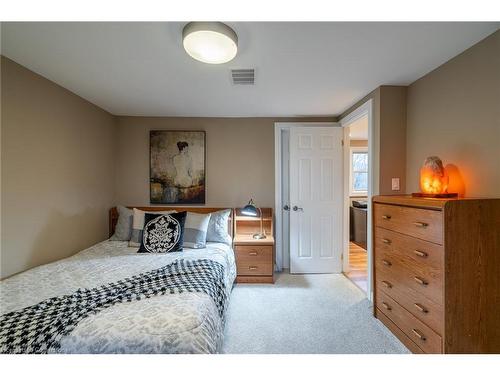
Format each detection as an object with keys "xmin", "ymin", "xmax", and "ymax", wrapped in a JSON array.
[{"xmin": 233, "ymin": 208, "xmax": 274, "ymax": 283}]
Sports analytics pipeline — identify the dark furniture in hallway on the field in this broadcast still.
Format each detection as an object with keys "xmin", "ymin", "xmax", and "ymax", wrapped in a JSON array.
[{"xmin": 350, "ymin": 202, "xmax": 367, "ymax": 250}]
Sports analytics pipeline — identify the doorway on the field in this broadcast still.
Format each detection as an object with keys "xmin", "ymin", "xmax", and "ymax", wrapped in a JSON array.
[
  {"xmin": 340, "ymin": 99, "xmax": 375, "ymax": 300},
  {"xmin": 344, "ymin": 117, "xmax": 369, "ymax": 292},
  {"xmin": 274, "ymin": 122, "xmax": 342, "ymax": 273}
]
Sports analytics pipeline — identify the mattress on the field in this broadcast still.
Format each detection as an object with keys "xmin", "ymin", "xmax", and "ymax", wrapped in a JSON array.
[{"xmin": 0, "ymin": 240, "xmax": 236, "ymax": 353}]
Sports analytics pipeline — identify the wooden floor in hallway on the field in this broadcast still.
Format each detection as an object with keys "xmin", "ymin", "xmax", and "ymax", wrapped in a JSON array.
[{"xmin": 344, "ymin": 242, "xmax": 368, "ymax": 293}]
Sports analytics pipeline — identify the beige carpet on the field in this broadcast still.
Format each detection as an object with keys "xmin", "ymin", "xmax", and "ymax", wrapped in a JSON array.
[{"xmin": 222, "ymin": 272, "xmax": 410, "ymax": 354}]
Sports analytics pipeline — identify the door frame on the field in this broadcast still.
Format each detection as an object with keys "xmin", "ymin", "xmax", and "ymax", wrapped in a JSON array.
[
  {"xmin": 274, "ymin": 121, "xmax": 339, "ymax": 271},
  {"xmin": 340, "ymin": 99, "xmax": 377, "ymax": 301}
]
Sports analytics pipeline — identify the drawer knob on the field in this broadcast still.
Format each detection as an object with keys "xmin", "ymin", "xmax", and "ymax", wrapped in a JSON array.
[
  {"xmin": 381, "ymin": 281, "xmax": 393, "ymax": 289},
  {"xmin": 413, "ymin": 221, "xmax": 428, "ymax": 228},
  {"xmin": 382, "ymin": 259, "xmax": 392, "ymax": 267},
  {"xmin": 414, "ymin": 303, "xmax": 429, "ymax": 314},
  {"xmin": 382, "ymin": 302, "xmax": 392, "ymax": 311},
  {"xmin": 412, "ymin": 329, "xmax": 427, "ymax": 341},
  {"xmin": 382, "ymin": 238, "xmax": 392, "ymax": 244},
  {"xmin": 382, "ymin": 215, "xmax": 391, "ymax": 220},
  {"xmin": 414, "ymin": 276, "xmax": 428, "ymax": 286},
  {"xmin": 248, "ymin": 266, "xmax": 258, "ymax": 270},
  {"xmin": 414, "ymin": 250, "xmax": 428, "ymax": 258},
  {"xmin": 248, "ymin": 252, "xmax": 258, "ymax": 256}
]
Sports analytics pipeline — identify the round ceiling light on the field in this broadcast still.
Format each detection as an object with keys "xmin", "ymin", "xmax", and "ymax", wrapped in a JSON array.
[{"xmin": 182, "ymin": 22, "xmax": 238, "ymax": 64}]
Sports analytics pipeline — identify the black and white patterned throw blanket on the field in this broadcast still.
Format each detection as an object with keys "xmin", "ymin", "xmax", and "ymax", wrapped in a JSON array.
[{"xmin": 0, "ymin": 258, "xmax": 227, "ymax": 354}]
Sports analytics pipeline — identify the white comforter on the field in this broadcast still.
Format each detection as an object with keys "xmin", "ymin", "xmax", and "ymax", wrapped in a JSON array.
[{"xmin": 0, "ymin": 240, "xmax": 236, "ymax": 354}]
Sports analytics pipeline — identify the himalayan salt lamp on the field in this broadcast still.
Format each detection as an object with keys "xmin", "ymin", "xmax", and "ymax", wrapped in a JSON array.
[{"xmin": 412, "ymin": 156, "xmax": 458, "ymax": 198}]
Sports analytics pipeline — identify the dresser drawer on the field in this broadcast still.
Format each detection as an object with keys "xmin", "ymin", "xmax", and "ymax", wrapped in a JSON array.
[
  {"xmin": 376, "ymin": 270, "xmax": 444, "ymax": 334},
  {"xmin": 375, "ymin": 227, "xmax": 443, "ymax": 272},
  {"xmin": 375, "ymin": 250, "xmax": 443, "ymax": 305},
  {"xmin": 374, "ymin": 203, "xmax": 443, "ymax": 244},
  {"xmin": 235, "ymin": 245, "xmax": 273, "ymax": 276},
  {"xmin": 376, "ymin": 290, "xmax": 442, "ymax": 353},
  {"xmin": 375, "ymin": 308, "xmax": 425, "ymax": 354}
]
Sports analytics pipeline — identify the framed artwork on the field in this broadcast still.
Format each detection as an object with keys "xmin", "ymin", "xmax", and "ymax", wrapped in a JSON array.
[{"xmin": 150, "ymin": 130, "xmax": 206, "ymax": 204}]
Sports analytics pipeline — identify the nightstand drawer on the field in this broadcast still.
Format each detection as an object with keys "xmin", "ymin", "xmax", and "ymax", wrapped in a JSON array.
[
  {"xmin": 235, "ymin": 245, "xmax": 273, "ymax": 276},
  {"xmin": 235, "ymin": 245, "xmax": 272, "ymax": 260}
]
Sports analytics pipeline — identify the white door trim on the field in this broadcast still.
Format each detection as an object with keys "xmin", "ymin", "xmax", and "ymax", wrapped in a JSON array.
[
  {"xmin": 274, "ymin": 122, "xmax": 339, "ymax": 271},
  {"xmin": 340, "ymin": 99, "xmax": 377, "ymax": 301}
]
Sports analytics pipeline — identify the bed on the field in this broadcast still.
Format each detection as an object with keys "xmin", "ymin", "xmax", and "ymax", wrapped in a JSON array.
[{"xmin": 0, "ymin": 207, "xmax": 236, "ymax": 354}]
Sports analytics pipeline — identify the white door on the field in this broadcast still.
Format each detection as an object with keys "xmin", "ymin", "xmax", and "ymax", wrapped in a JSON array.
[{"xmin": 289, "ymin": 127, "xmax": 343, "ymax": 274}]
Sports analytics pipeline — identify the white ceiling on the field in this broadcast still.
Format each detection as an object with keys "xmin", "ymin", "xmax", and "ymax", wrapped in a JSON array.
[
  {"xmin": 349, "ymin": 115, "xmax": 368, "ymax": 140},
  {"xmin": 2, "ymin": 22, "xmax": 498, "ymax": 117}
]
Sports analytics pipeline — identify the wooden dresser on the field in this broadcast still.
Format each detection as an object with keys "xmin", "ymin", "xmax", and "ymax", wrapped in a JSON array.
[
  {"xmin": 233, "ymin": 208, "xmax": 274, "ymax": 283},
  {"xmin": 373, "ymin": 195, "xmax": 500, "ymax": 353}
]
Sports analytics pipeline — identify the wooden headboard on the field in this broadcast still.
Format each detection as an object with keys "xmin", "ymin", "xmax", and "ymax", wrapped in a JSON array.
[{"xmin": 109, "ymin": 207, "xmax": 234, "ymax": 238}]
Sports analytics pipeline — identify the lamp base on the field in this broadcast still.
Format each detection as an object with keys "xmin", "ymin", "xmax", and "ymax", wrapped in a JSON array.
[
  {"xmin": 252, "ymin": 233, "xmax": 267, "ymax": 240},
  {"xmin": 411, "ymin": 192, "xmax": 458, "ymax": 198}
]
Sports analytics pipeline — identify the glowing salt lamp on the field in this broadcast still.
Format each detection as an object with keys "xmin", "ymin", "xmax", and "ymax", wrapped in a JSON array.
[{"xmin": 412, "ymin": 156, "xmax": 458, "ymax": 198}]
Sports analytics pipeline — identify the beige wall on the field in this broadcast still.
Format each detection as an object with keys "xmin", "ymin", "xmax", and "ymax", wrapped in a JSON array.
[
  {"xmin": 341, "ymin": 86, "xmax": 407, "ymax": 195},
  {"xmin": 1, "ymin": 57, "xmax": 117, "ymax": 279},
  {"xmin": 114, "ymin": 116, "xmax": 335, "ymax": 209},
  {"xmin": 379, "ymin": 86, "xmax": 407, "ymax": 195},
  {"xmin": 406, "ymin": 30, "xmax": 500, "ymax": 198}
]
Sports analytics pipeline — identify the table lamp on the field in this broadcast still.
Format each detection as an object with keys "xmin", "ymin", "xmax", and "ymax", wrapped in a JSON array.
[{"xmin": 241, "ymin": 199, "xmax": 266, "ymax": 239}]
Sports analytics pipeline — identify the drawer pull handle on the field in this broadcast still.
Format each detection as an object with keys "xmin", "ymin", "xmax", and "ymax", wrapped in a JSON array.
[
  {"xmin": 414, "ymin": 303, "xmax": 429, "ymax": 314},
  {"xmin": 412, "ymin": 329, "xmax": 426, "ymax": 341},
  {"xmin": 248, "ymin": 252, "xmax": 258, "ymax": 256},
  {"xmin": 382, "ymin": 259, "xmax": 392, "ymax": 267},
  {"xmin": 382, "ymin": 215, "xmax": 391, "ymax": 220},
  {"xmin": 414, "ymin": 276, "xmax": 428, "ymax": 286},
  {"xmin": 381, "ymin": 281, "xmax": 392, "ymax": 289},
  {"xmin": 248, "ymin": 266, "xmax": 258, "ymax": 270},
  {"xmin": 414, "ymin": 250, "xmax": 428, "ymax": 258},
  {"xmin": 413, "ymin": 221, "xmax": 428, "ymax": 228},
  {"xmin": 382, "ymin": 238, "xmax": 392, "ymax": 244},
  {"xmin": 382, "ymin": 302, "xmax": 392, "ymax": 311}
]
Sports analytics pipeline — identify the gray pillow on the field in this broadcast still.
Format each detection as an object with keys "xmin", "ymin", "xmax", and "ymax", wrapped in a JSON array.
[
  {"xmin": 109, "ymin": 206, "xmax": 133, "ymax": 241},
  {"xmin": 206, "ymin": 209, "xmax": 232, "ymax": 245},
  {"xmin": 183, "ymin": 212, "xmax": 211, "ymax": 249}
]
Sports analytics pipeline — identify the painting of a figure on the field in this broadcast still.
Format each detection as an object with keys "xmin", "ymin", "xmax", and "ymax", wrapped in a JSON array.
[{"xmin": 150, "ymin": 131, "xmax": 205, "ymax": 204}]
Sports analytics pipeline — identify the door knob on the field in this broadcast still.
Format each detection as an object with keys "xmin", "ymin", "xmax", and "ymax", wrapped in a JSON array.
[
  {"xmin": 283, "ymin": 205, "xmax": 290, "ymax": 211},
  {"xmin": 292, "ymin": 206, "xmax": 303, "ymax": 212}
]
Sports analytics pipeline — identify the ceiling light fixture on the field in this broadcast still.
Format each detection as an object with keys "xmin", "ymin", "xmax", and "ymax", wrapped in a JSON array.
[{"xmin": 182, "ymin": 22, "xmax": 238, "ymax": 64}]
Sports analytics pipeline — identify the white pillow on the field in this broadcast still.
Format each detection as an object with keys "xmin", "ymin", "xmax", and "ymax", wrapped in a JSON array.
[
  {"xmin": 206, "ymin": 209, "xmax": 232, "ymax": 245},
  {"xmin": 183, "ymin": 212, "xmax": 211, "ymax": 249},
  {"xmin": 129, "ymin": 208, "xmax": 176, "ymax": 247}
]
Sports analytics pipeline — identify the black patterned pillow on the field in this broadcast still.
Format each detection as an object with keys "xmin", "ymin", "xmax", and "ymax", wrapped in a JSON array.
[{"xmin": 138, "ymin": 212, "xmax": 187, "ymax": 253}]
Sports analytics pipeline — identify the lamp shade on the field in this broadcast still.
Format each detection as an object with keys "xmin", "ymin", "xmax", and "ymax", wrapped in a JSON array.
[{"xmin": 241, "ymin": 199, "xmax": 258, "ymax": 216}]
